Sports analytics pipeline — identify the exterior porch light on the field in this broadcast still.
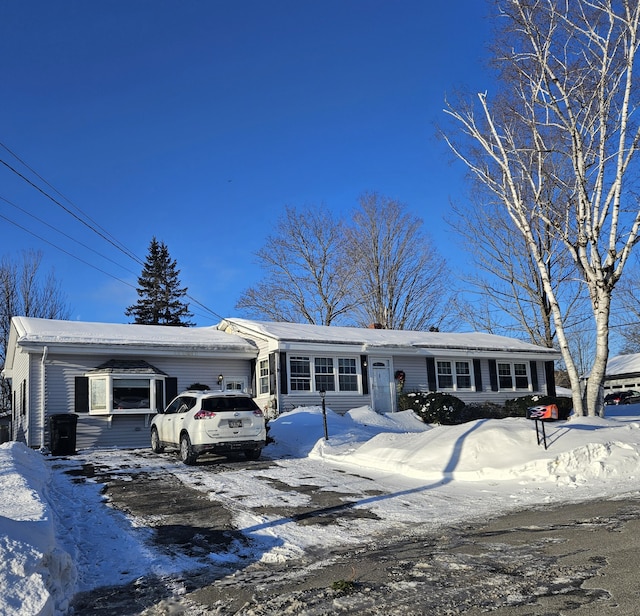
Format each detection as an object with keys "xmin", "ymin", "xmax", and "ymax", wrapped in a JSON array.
[{"xmin": 217, "ymin": 374, "xmax": 224, "ymax": 389}]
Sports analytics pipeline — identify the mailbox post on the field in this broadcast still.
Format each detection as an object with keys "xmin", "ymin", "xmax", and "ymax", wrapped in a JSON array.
[{"xmin": 320, "ymin": 389, "xmax": 329, "ymax": 440}]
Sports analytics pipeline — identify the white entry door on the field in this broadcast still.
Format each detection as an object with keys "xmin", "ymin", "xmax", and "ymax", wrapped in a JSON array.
[{"xmin": 370, "ymin": 358, "xmax": 394, "ymax": 414}]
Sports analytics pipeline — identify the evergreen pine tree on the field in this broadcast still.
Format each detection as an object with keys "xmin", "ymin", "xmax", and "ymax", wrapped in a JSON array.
[{"xmin": 125, "ymin": 237, "xmax": 194, "ymax": 326}]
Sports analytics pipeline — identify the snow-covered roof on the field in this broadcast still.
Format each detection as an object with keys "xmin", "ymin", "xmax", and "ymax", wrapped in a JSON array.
[
  {"xmin": 219, "ymin": 318, "xmax": 561, "ymax": 357},
  {"xmin": 606, "ymin": 353, "xmax": 640, "ymax": 377},
  {"xmin": 6, "ymin": 317, "xmax": 257, "ymax": 367}
]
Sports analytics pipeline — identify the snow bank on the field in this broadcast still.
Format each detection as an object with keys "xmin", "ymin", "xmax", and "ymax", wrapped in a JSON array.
[{"xmin": 0, "ymin": 442, "xmax": 76, "ymax": 616}]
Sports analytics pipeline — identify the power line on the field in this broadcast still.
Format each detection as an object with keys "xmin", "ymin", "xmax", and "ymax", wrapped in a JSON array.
[
  {"xmin": 0, "ymin": 141, "xmax": 143, "ymax": 266},
  {"xmin": 0, "ymin": 155, "xmax": 145, "ymax": 267},
  {"xmin": 0, "ymin": 144, "xmax": 227, "ymax": 323},
  {"xmin": 0, "ymin": 194, "xmax": 138, "ymax": 276},
  {"xmin": 0, "ymin": 210, "xmax": 137, "ymax": 290}
]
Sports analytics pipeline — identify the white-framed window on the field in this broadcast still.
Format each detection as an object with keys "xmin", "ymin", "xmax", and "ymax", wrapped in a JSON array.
[
  {"xmin": 87, "ymin": 374, "xmax": 166, "ymax": 415},
  {"xmin": 497, "ymin": 362, "xmax": 530, "ymax": 390},
  {"xmin": 290, "ymin": 356, "xmax": 311, "ymax": 391},
  {"xmin": 224, "ymin": 378, "xmax": 247, "ymax": 392},
  {"xmin": 259, "ymin": 359, "xmax": 269, "ymax": 395},
  {"xmin": 289, "ymin": 355, "xmax": 360, "ymax": 393},
  {"xmin": 315, "ymin": 357, "xmax": 335, "ymax": 392},
  {"xmin": 338, "ymin": 358, "xmax": 358, "ymax": 391},
  {"xmin": 436, "ymin": 360, "xmax": 473, "ymax": 391}
]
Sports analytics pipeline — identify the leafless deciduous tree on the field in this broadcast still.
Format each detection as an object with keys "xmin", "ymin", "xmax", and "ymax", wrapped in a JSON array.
[
  {"xmin": 236, "ymin": 206, "xmax": 357, "ymax": 325},
  {"xmin": 444, "ymin": 0, "xmax": 640, "ymax": 416},
  {"xmin": 237, "ymin": 195, "xmax": 451, "ymax": 330},
  {"xmin": 449, "ymin": 194, "xmax": 589, "ymax": 348},
  {"xmin": 0, "ymin": 250, "xmax": 70, "ymax": 412},
  {"xmin": 345, "ymin": 192, "xmax": 452, "ymax": 330}
]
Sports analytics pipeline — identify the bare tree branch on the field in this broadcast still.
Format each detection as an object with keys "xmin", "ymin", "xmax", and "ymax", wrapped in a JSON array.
[{"xmin": 444, "ymin": 0, "xmax": 640, "ymax": 416}]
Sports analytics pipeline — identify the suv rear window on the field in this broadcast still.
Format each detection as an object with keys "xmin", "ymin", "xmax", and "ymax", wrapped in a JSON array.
[{"xmin": 201, "ymin": 396, "xmax": 260, "ymax": 412}]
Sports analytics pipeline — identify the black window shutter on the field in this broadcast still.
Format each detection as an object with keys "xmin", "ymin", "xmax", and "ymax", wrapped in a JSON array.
[
  {"xmin": 488, "ymin": 360, "xmax": 498, "ymax": 391},
  {"xmin": 74, "ymin": 377, "xmax": 89, "ymax": 413},
  {"xmin": 473, "ymin": 359, "xmax": 483, "ymax": 392},
  {"xmin": 279, "ymin": 352, "xmax": 288, "ymax": 395},
  {"xmin": 268, "ymin": 353, "xmax": 277, "ymax": 394},
  {"xmin": 165, "ymin": 377, "xmax": 178, "ymax": 403},
  {"xmin": 360, "ymin": 355, "xmax": 369, "ymax": 395},
  {"xmin": 155, "ymin": 380, "xmax": 164, "ymax": 411},
  {"xmin": 530, "ymin": 360, "xmax": 539, "ymax": 391},
  {"xmin": 426, "ymin": 358, "xmax": 437, "ymax": 391},
  {"xmin": 544, "ymin": 361, "xmax": 556, "ymax": 397}
]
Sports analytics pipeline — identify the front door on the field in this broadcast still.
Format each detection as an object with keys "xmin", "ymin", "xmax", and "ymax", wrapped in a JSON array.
[{"xmin": 370, "ymin": 358, "xmax": 394, "ymax": 414}]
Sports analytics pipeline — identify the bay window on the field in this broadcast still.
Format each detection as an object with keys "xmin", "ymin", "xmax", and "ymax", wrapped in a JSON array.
[{"xmin": 87, "ymin": 373, "xmax": 166, "ymax": 415}]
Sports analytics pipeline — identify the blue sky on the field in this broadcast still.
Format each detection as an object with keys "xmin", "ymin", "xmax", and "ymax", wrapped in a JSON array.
[{"xmin": 1, "ymin": 1, "xmax": 493, "ymax": 326}]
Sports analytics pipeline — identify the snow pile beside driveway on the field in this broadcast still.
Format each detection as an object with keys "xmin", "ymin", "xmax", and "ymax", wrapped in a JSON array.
[
  {"xmin": 0, "ymin": 442, "xmax": 75, "ymax": 616},
  {"xmin": 3, "ymin": 403, "xmax": 640, "ymax": 615},
  {"xmin": 309, "ymin": 407, "xmax": 640, "ymax": 487}
]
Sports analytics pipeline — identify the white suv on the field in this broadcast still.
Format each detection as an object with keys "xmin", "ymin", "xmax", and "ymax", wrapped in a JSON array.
[{"xmin": 150, "ymin": 390, "xmax": 267, "ymax": 464}]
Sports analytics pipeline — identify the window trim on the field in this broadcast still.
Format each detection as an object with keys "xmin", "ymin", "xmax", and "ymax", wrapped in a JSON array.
[
  {"xmin": 435, "ymin": 359, "xmax": 474, "ymax": 392},
  {"xmin": 258, "ymin": 359, "xmax": 269, "ymax": 395},
  {"xmin": 496, "ymin": 361, "xmax": 531, "ymax": 391}
]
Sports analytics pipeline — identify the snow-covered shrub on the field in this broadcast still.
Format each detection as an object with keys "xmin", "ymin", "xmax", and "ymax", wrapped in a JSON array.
[
  {"xmin": 399, "ymin": 391, "xmax": 465, "ymax": 425},
  {"xmin": 460, "ymin": 401, "xmax": 508, "ymax": 421}
]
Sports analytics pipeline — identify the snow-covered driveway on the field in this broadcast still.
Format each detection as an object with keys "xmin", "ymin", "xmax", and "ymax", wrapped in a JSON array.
[{"xmin": 5, "ymin": 404, "xmax": 640, "ymax": 614}]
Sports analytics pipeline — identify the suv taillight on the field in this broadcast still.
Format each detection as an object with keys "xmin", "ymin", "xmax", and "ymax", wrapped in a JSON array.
[
  {"xmin": 194, "ymin": 410, "xmax": 217, "ymax": 420},
  {"xmin": 253, "ymin": 409, "xmax": 263, "ymax": 417}
]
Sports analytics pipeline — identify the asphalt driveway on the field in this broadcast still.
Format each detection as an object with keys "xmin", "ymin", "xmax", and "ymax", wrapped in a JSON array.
[{"xmin": 63, "ymin": 450, "xmax": 640, "ymax": 615}]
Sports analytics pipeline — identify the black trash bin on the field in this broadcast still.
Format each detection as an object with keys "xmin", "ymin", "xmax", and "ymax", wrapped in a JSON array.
[{"xmin": 49, "ymin": 413, "xmax": 78, "ymax": 455}]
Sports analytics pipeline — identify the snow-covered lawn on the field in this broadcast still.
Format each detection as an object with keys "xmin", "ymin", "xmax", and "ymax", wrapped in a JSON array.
[{"xmin": 3, "ymin": 403, "xmax": 640, "ymax": 615}]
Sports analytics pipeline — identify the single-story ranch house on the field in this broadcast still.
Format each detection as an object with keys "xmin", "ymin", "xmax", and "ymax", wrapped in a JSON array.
[
  {"xmin": 217, "ymin": 319, "xmax": 560, "ymax": 417},
  {"xmin": 4, "ymin": 316, "xmax": 561, "ymax": 452},
  {"xmin": 4, "ymin": 317, "xmax": 258, "ymax": 451}
]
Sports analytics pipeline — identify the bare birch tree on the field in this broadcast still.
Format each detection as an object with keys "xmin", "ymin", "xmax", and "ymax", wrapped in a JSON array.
[
  {"xmin": 345, "ymin": 192, "xmax": 452, "ymax": 330},
  {"xmin": 236, "ymin": 206, "xmax": 356, "ymax": 325},
  {"xmin": 443, "ymin": 0, "xmax": 640, "ymax": 416}
]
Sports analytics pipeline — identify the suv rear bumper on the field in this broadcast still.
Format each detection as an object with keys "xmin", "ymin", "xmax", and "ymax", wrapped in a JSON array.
[{"xmin": 193, "ymin": 440, "xmax": 266, "ymax": 455}]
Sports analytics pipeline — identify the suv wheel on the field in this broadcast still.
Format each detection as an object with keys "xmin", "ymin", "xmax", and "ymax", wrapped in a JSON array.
[
  {"xmin": 179, "ymin": 433, "xmax": 198, "ymax": 465},
  {"xmin": 150, "ymin": 427, "xmax": 164, "ymax": 453},
  {"xmin": 244, "ymin": 448, "xmax": 261, "ymax": 461}
]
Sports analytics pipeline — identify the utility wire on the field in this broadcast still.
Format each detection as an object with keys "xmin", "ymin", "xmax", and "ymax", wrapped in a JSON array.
[
  {"xmin": 0, "ymin": 156, "xmax": 145, "ymax": 267},
  {"xmin": 0, "ymin": 210, "xmax": 137, "ymax": 289},
  {"xmin": 0, "ymin": 141, "xmax": 143, "ymax": 266},
  {"xmin": 0, "ymin": 194, "xmax": 138, "ymax": 276},
  {"xmin": 0, "ymin": 143, "xmax": 231, "ymax": 324}
]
